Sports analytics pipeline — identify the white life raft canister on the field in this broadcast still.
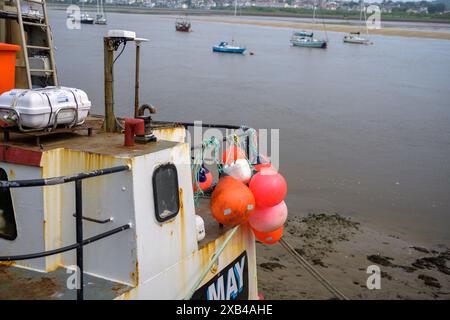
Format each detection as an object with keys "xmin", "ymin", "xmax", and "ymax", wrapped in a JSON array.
[{"xmin": 0, "ymin": 86, "xmax": 91, "ymax": 129}]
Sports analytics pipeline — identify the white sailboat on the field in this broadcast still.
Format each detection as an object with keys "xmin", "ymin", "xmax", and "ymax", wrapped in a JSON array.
[
  {"xmin": 343, "ymin": 1, "xmax": 370, "ymax": 44},
  {"xmin": 94, "ymin": 0, "xmax": 107, "ymax": 25}
]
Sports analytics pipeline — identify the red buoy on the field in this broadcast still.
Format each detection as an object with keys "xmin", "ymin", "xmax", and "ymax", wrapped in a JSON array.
[
  {"xmin": 210, "ymin": 176, "xmax": 255, "ymax": 227},
  {"xmin": 252, "ymin": 225, "xmax": 284, "ymax": 245},
  {"xmin": 248, "ymin": 201, "xmax": 288, "ymax": 233},
  {"xmin": 249, "ymin": 170, "xmax": 287, "ymax": 208}
]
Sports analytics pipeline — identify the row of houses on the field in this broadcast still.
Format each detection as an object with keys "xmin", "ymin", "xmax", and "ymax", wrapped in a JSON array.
[{"xmin": 61, "ymin": 0, "xmax": 439, "ymax": 14}]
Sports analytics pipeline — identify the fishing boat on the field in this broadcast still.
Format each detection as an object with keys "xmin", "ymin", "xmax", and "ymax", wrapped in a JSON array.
[
  {"xmin": 0, "ymin": 0, "xmax": 289, "ymax": 301},
  {"xmin": 343, "ymin": 1, "xmax": 371, "ymax": 45},
  {"xmin": 175, "ymin": 15, "xmax": 191, "ymax": 32},
  {"xmin": 212, "ymin": 0, "xmax": 246, "ymax": 54},
  {"xmin": 290, "ymin": 5, "xmax": 328, "ymax": 49},
  {"xmin": 80, "ymin": 12, "xmax": 94, "ymax": 24}
]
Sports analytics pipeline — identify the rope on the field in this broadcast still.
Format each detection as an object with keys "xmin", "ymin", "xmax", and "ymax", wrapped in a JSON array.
[
  {"xmin": 184, "ymin": 225, "xmax": 240, "ymax": 300},
  {"xmin": 279, "ymin": 238, "xmax": 349, "ymax": 300},
  {"xmin": 192, "ymin": 136, "xmax": 220, "ymax": 205}
]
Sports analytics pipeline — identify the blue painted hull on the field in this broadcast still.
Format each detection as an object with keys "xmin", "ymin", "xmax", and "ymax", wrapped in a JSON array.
[{"xmin": 212, "ymin": 46, "xmax": 246, "ymax": 54}]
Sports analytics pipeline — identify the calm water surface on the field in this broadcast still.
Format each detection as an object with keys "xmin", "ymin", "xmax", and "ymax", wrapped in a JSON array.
[{"xmin": 49, "ymin": 11, "xmax": 450, "ymax": 245}]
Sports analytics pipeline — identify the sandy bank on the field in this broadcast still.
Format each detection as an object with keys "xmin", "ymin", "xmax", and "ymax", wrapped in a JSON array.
[
  {"xmin": 257, "ymin": 213, "xmax": 450, "ymax": 299},
  {"xmin": 192, "ymin": 17, "xmax": 450, "ymax": 40}
]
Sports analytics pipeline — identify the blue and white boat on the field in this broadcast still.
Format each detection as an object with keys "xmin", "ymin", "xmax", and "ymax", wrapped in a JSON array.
[
  {"xmin": 212, "ymin": 0, "xmax": 247, "ymax": 55},
  {"xmin": 212, "ymin": 41, "xmax": 246, "ymax": 54}
]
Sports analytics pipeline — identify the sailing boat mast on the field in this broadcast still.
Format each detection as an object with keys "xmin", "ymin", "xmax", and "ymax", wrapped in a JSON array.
[{"xmin": 362, "ymin": 0, "xmax": 369, "ymax": 38}]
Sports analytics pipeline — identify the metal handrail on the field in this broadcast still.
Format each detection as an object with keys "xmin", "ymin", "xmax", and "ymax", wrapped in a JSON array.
[{"xmin": 0, "ymin": 164, "xmax": 132, "ymax": 300}]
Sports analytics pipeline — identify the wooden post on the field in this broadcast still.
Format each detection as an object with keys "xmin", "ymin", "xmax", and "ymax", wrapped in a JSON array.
[{"xmin": 104, "ymin": 37, "xmax": 116, "ymax": 132}]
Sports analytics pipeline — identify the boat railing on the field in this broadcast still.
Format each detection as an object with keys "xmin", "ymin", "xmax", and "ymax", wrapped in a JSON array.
[
  {"xmin": 173, "ymin": 121, "xmax": 253, "ymax": 159},
  {"xmin": 0, "ymin": 164, "xmax": 132, "ymax": 300}
]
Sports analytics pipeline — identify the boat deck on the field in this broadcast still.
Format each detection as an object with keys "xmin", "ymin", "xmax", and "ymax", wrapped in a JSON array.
[
  {"xmin": 0, "ymin": 264, "xmax": 131, "ymax": 300},
  {"xmin": 0, "ymin": 116, "xmax": 184, "ymax": 159},
  {"xmin": 196, "ymin": 197, "xmax": 231, "ymax": 248}
]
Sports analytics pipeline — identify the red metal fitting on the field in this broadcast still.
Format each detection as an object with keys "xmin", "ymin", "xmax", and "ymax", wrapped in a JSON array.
[{"xmin": 124, "ymin": 118, "xmax": 145, "ymax": 147}]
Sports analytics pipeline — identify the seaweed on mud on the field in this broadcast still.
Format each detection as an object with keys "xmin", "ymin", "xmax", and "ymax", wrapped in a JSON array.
[
  {"xmin": 412, "ymin": 251, "xmax": 450, "ymax": 275},
  {"xmin": 367, "ymin": 254, "xmax": 395, "ymax": 267},
  {"xmin": 418, "ymin": 274, "xmax": 441, "ymax": 289},
  {"xmin": 367, "ymin": 254, "xmax": 416, "ymax": 273},
  {"xmin": 259, "ymin": 262, "xmax": 286, "ymax": 272}
]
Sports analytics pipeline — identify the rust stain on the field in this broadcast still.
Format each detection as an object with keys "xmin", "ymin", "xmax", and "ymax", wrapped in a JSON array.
[
  {"xmin": 130, "ymin": 260, "xmax": 139, "ymax": 286},
  {"xmin": 0, "ymin": 261, "xmax": 16, "ymax": 267},
  {"xmin": 0, "ymin": 267, "xmax": 62, "ymax": 300},
  {"xmin": 135, "ymin": 260, "xmax": 139, "ymax": 286},
  {"xmin": 178, "ymin": 187, "xmax": 186, "ymax": 254},
  {"xmin": 8, "ymin": 169, "xmax": 15, "ymax": 179}
]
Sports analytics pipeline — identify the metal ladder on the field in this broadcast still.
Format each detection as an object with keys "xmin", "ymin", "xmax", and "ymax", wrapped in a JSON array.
[{"xmin": 15, "ymin": 0, "xmax": 58, "ymax": 88}]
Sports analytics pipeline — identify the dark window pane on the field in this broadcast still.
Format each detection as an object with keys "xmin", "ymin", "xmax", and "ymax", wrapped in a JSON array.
[
  {"xmin": 153, "ymin": 164, "xmax": 180, "ymax": 222},
  {"xmin": 0, "ymin": 168, "xmax": 17, "ymax": 240}
]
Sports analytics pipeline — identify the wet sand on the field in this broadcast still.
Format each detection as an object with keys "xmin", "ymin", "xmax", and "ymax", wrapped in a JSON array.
[
  {"xmin": 257, "ymin": 213, "xmax": 450, "ymax": 299},
  {"xmin": 192, "ymin": 17, "xmax": 450, "ymax": 40}
]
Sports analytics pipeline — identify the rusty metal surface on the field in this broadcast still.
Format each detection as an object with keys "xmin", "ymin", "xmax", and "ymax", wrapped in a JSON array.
[
  {"xmin": 0, "ymin": 265, "xmax": 131, "ymax": 300},
  {"xmin": 0, "ymin": 116, "xmax": 187, "ymax": 160}
]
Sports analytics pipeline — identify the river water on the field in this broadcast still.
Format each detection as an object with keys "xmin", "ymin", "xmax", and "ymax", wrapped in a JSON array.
[{"xmin": 49, "ymin": 11, "xmax": 450, "ymax": 245}]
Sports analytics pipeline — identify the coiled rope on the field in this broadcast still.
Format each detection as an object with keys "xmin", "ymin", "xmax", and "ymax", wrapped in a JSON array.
[{"xmin": 279, "ymin": 238, "xmax": 349, "ymax": 300}]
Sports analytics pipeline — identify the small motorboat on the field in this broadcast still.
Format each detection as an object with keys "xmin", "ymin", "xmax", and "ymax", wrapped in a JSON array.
[
  {"xmin": 290, "ymin": 33, "xmax": 327, "ymax": 49},
  {"xmin": 212, "ymin": 41, "xmax": 246, "ymax": 54},
  {"xmin": 343, "ymin": 32, "xmax": 369, "ymax": 45},
  {"xmin": 80, "ymin": 13, "xmax": 94, "ymax": 24}
]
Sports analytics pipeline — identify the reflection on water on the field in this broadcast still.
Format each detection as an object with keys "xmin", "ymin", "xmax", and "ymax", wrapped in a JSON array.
[{"xmin": 50, "ymin": 11, "xmax": 450, "ymax": 244}]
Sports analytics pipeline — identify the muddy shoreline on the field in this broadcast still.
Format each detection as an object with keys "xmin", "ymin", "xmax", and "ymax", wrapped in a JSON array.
[{"xmin": 257, "ymin": 213, "xmax": 450, "ymax": 299}]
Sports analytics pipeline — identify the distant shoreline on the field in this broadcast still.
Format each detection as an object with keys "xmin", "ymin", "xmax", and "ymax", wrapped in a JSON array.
[
  {"xmin": 50, "ymin": 4, "xmax": 450, "ymax": 40},
  {"xmin": 50, "ymin": 4, "xmax": 450, "ymax": 25}
]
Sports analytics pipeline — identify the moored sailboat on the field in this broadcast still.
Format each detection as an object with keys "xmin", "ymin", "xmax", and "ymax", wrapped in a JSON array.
[
  {"xmin": 94, "ymin": 0, "xmax": 107, "ymax": 25},
  {"xmin": 290, "ymin": 5, "xmax": 327, "ymax": 49},
  {"xmin": 343, "ymin": 1, "xmax": 371, "ymax": 45}
]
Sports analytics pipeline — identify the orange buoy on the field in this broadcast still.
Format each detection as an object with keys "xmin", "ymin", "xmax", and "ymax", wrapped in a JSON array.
[
  {"xmin": 248, "ymin": 201, "xmax": 288, "ymax": 233},
  {"xmin": 210, "ymin": 176, "xmax": 255, "ymax": 227},
  {"xmin": 222, "ymin": 146, "xmax": 246, "ymax": 165},
  {"xmin": 0, "ymin": 43, "xmax": 20, "ymax": 95},
  {"xmin": 249, "ymin": 170, "xmax": 287, "ymax": 208},
  {"xmin": 252, "ymin": 225, "xmax": 284, "ymax": 245},
  {"xmin": 193, "ymin": 165, "xmax": 213, "ymax": 192}
]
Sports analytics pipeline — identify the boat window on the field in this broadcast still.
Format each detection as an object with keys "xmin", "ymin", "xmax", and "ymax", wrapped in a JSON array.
[
  {"xmin": 152, "ymin": 163, "xmax": 180, "ymax": 223},
  {"xmin": 0, "ymin": 168, "xmax": 17, "ymax": 240}
]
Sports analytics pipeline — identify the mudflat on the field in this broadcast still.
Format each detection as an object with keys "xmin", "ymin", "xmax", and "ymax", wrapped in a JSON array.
[{"xmin": 257, "ymin": 213, "xmax": 450, "ymax": 299}]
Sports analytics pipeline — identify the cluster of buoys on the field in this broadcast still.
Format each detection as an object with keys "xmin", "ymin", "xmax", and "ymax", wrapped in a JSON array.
[
  {"xmin": 248, "ymin": 165, "xmax": 287, "ymax": 244},
  {"xmin": 208, "ymin": 145, "xmax": 288, "ymax": 245}
]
